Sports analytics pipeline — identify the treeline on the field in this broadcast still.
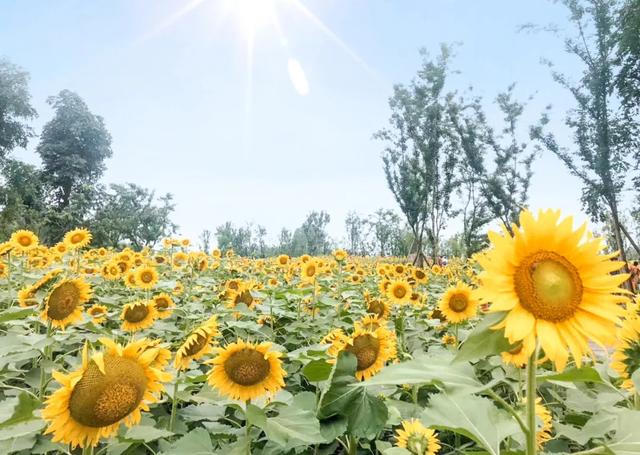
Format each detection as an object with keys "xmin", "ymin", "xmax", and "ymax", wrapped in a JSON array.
[
  {"xmin": 377, "ymin": 0, "xmax": 640, "ymax": 265},
  {"xmin": 0, "ymin": 63, "xmax": 177, "ymax": 248},
  {"xmin": 202, "ymin": 209, "xmax": 413, "ymax": 258}
]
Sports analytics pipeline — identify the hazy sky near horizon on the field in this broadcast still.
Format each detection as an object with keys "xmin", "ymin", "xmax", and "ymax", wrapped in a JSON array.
[{"xmin": 1, "ymin": 0, "xmax": 604, "ymax": 246}]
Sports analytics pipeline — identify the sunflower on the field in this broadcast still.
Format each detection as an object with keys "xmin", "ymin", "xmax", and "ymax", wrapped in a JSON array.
[
  {"xmin": 173, "ymin": 281, "xmax": 184, "ymax": 296},
  {"xmin": 611, "ymin": 316, "xmax": 640, "ymax": 391},
  {"xmin": 395, "ymin": 419, "xmax": 441, "ymax": 455},
  {"xmin": 42, "ymin": 278, "xmax": 92, "ymax": 329},
  {"xmin": 441, "ymin": 334, "xmax": 457, "ymax": 346},
  {"xmin": 333, "ymin": 249, "xmax": 348, "ymax": 262},
  {"xmin": 134, "ymin": 266, "xmax": 159, "ymax": 290},
  {"xmin": 355, "ymin": 314, "xmax": 385, "ymax": 331},
  {"xmin": 174, "ymin": 316, "xmax": 219, "ymax": 370},
  {"xmin": 277, "ymin": 254, "xmax": 289, "ymax": 266},
  {"xmin": 42, "ymin": 338, "xmax": 171, "ymax": 448},
  {"xmin": 102, "ymin": 261, "xmax": 122, "ymax": 281},
  {"xmin": 120, "ymin": 301, "xmax": 157, "ymax": 332},
  {"xmin": 152, "ymin": 293, "xmax": 174, "ymax": 319},
  {"xmin": 10, "ymin": 229, "xmax": 39, "ymax": 252},
  {"xmin": 386, "ymin": 279, "xmax": 412, "ymax": 305},
  {"xmin": 87, "ymin": 304, "xmax": 108, "ymax": 324},
  {"xmin": 18, "ymin": 287, "xmax": 38, "ymax": 307},
  {"xmin": 207, "ymin": 339, "xmax": 286, "ymax": 401},
  {"xmin": 367, "ymin": 299, "xmax": 391, "ymax": 319},
  {"xmin": 63, "ymin": 228, "xmax": 92, "ymax": 250},
  {"xmin": 212, "ymin": 248, "xmax": 222, "ymax": 259},
  {"xmin": 431, "ymin": 264, "xmax": 442, "ymax": 275},
  {"xmin": 338, "ymin": 327, "xmax": 397, "ymax": 381},
  {"xmin": 123, "ymin": 270, "xmax": 138, "ymax": 288},
  {"xmin": 301, "ymin": 260, "xmax": 318, "ymax": 282},
  {"xmin": 438, "ymin": 282, "xmax": 478, "ymax": 323},
  {"xmin": 413, "ymin": 268, "xmax": 428, "ymax": 284},
  {"xmin": 477, "ymin": 209, "xmax": 628, "ymax": 371},
  {"xmin": 321, "ymin": 328, "xmax": 349, "ymax": 357},
  {"xmin": 533, "ymin": 398, "xmax": 553, "ymax": 448},
  {"xmin": 501, "ymin": 334, "xmax": 536, "ymax": 368}
]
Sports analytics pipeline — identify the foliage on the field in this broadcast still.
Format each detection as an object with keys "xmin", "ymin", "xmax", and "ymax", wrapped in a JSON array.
[{"xmin": 0, "ymin": 58, "xmax": 37, "ymax": 158}]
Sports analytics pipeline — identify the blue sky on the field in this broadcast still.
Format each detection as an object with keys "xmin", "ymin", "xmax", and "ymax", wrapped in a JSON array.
[{"xmin": 1, "ymin": 0, "xmax": 596, "ymax": 245}]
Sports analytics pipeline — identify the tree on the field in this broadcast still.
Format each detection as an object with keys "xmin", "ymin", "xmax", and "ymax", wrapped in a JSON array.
[
  {"xmin": 375, "ymin": 45, "xmax": 459, "ymax": 265},
  {"xmin": 345, "ymin": 211, "xmax": 370, "ymax": 256},
  {"xmin": 368, "ymin": 209, "xmax": 407, "ymax": 257},
  {"xmin": 617, "ymin": 0, "xmax": 640, "ymax": 113},
  {"xmin": 36, "ymin": 90, "xmax": 112, "ymax": 209},
  {"xmin": 0, "ymin": 58, "xmax": 37, "ymax": 159},
  {"xmin": 91, "ymin": 183, "xmax": 176, "ymax": 249},
  {"xmin": 291, "ymin": 211, "xmax": 332, "ymax": 256},
  {"xmin": 199, "ymin": 229, "xmax": 212, "ymax": 252},
  {"xmin": 530, "ymin": 0, "xmax": 639, "ymax": 268},
  {"xmin": 0, "ymin": 158, "xmax": 47, "ymax": 238},
  {"xmin": 277, "ymin": 228, "xmax": 292, "ymax": 254}
]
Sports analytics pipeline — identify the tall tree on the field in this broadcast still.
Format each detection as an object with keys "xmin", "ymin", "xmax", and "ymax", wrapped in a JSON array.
[
  {"xmin": 92, "ymin": 183, "xmax": 176, "ymax": 249},
  {"xmin": 345, "ymin": 211, "xmax": 370, "ymax": 256},
  {"xmin": 617, "ymin": 0, "xmax": 640, "ymax": 112},
  {"xmin": 368, "ymin": 209, "xmax": 407, "ymax": 257},
  {"xmin": 36, "ymin": 90, "xmax": 112, "ymax": 209},
  {"xmin": 0, "ymin": 159, "xmax": 47, "ymax": 238},
  {"xmin": 0, "ymin": 58, "xmax": 37, "ymax": 159},
  {"xmin": 530, "ymin": 0, "xmax": 639, "ymax": 266},
  {"xmin": 199, "ymin": 229, "xmax": 212, "ymax": 252},
  {"xmin": 291, "ymin": 211, "xmax": 332, "ymax": 256},
  {"xmin": 375, "ymin": 45, "xmax": 458, "ymax": 264}
]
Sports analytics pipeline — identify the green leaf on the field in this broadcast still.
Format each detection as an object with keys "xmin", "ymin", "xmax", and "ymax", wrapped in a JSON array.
[
  {"xmin": 0, "ymin": 392, "xmax": 40, "ymax": 429},
  {"xmin": 245, "ymin": 404, "xmax": 266, "ymax": 427},
  {"xmin": 159, "ymin": 428, "xmax": 213, "ymax": 455},
  {"xmin": 318, "ymin": 352, "xmax": 388, "ymax": 439},
  {"xmin": 303, "ymin": 359, "xmax": 333, "ymax": 382},
  {"xmin": 0, "ymin": 307, "xmax": 33, "ymax": 323},
  {"xmin": 124, "ymin": 425, "xmax": 173, "ymax": 442},
  {"xmin": 604, "ymin": 409, "xmax": 640, "ymax": 455},
  {"xmin": 263, "ymin": 392, "xmax": 325, "ymax": 447},
  {"xmin": 537, "ymin": 367, "xmax": 603, "ymax": 384},
  {"xmin": 180, "ymin": 403, "xmax": 225, "ymax": 422},
  {"xmin": 420, "ymin": 393, "xmax": 520, "ymax": 455},
  {"xmin": 454, "ymin": 312, "xmax": 511, "ymax": 363},
  {"xmin": 383, "ymin": 448, "xmax": 411, "ymax": 455},
  {"xmin": 358, "ymin": 350, "xmax": 481, "ymax": 391}
]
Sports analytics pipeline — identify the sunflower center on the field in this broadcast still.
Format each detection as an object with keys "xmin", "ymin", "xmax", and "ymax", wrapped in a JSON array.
[
  {"xmin": 47, "ymin": 282, "xmax": 81, "ymax": 320},
  {"xmin": 18, "ymin": 236, "xmax": 32, "ymax": 246},
  {"xmin": 415, "ymin": 270, "xmax": 426, "ymax": 280},
  {"xmin": 124, "ymin": 304, "xmax": 149, "ymax": 323},
  {"xmin": 368, "ymin": 300, "xmax": 385, "ymax": 317},
  {"xmin": 184, "ymin": 333, "xmax": 208, "ymax": 356},
  {"xmin": 69, "ymin": 355, "xmax": 146, "ymax": 427},
  {"xmin": 508, "ymin": 343, "xmax": 524, "ymax": 355},
  {"xmin": 140, "ymin": 271, "xmax": 154, "ymax": 283},
  {"xmin": 346, "ymin": 334, "xmax": 381, "ymax": 371},
  {"xmin": 306, "ymin": 265, "xmax": 316, "ymax": 277},
  {"xmin": 71, "ymin": 233, "xmax": 84, "ymax": 244},
  {"xmin": 407, "ymin": 433, "xmax": 430, "ymax": 455},
  {"xmin": 514, "ymin": 251, "xmax": 583, "ymax": 322},
  {"xmin": 448, "ymin": 294, "xmax": 469, "ymax": 312},
  {"xmin": 237, "ymin": 290, "xmax": 254, "ymax": 306},
  {"xmin": 155, "ymin": 298, "xmax": 169, "ymax": 310},
  {"xmin": 393, "ymin": 285, "xmax": 407, "ymax": 299},
  {"xmin": 224, "ymin": 348, "xmax": 271, "ymax": 386}
]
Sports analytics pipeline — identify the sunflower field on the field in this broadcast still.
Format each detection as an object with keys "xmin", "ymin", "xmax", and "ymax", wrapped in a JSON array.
[{"xmin": 0, "ymin": 209, "xmax": 639, "ymax": 455}]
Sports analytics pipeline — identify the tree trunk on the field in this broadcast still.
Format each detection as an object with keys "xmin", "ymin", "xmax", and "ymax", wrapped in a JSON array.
[
  {"xmin": 609, "ymin": 203, "xmax": 632, "ymax": 290},
  {"xmin": 619, "ymin": 222, "xmax": 640, "ymax": 257}
]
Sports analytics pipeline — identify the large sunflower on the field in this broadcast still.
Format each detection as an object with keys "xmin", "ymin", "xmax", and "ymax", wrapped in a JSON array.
[
  {"xmin": 42, "ymin": 278, "xmax": 92, "ymax": 329},
  {"xmin": 477, "ymin": 209, "xmax": 628, "ymax": 371},
  {"xmin": 339, "ymin": 327, "xmax": 397, "ymax": 381},
  {"xmin": 42, "ymin": 338, "xmax": 171, "ymax": 448},
  {"xmin": 386, "ymin": 279, "xmax": 412, "ymax": 305},
  {"xmin": 610, "ymin": 316, "xmax": 640, "ymax": 391},
  {"xmin": 438, "ymin": 282, "xmax": 478, "ymax": 323},
  {"xmin": 206, "ymin": 339, "xmax": 286, "ymax": 401},
  {"xmin": 120, "ymin": 301, "xmax": 157, "ymax": 332},
  {"xmin": 63, "ymin": 228, "xmax": 92, "ymax": 250},
  {"xmin": 395, "ymin": 419, "xmax": 441, "ymax": 455},
  {"xmin": 174, "ymin": 316, "xmax": 219, "ymax": 370},
  {"xmin": 10, "ymin": 229, "xmax": 39, "ymax": 253}
]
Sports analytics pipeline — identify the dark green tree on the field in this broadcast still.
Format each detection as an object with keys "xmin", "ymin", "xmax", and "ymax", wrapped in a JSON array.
[
  {"xmin": 36, "ymin": 90, "xmax": 112, "ymax": 209},
  {"xmin": 0, "ymin": 159, "xmax": 47, "ymax": 238},
  {"xmin": 91, "ymin": 183, "xmax": 176, "ymax": 249},
  {"xmin": 617, "ymin": 0, "xmax": 640, "ymax": 112},
  {"xmin": 199, "ymin": 229, "xmax": 212, "ymax": 252},
  {"xmin": 530, "ymin": 0, "xmax": 640, "ymax": 265},
  {"xmin": 368, "ymin": 209, "xmax": 408, "ymax": 257},
  {"xmin": 375, "ymin": 45, "xmax": 459, "ymax": 264},
  {"xmin": 0, "ymin": 58, "xmax": 37, "ymax": 159},
  {"xmin": 291, "ymin": 211, "xmax": 332, "ymax": 256},
  {"xmin": 345, "ymin": 211, "xmax": 370, "ymax": 256}
]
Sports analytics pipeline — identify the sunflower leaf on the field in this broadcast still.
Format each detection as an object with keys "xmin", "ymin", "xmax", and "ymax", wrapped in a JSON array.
[
  {"xmin": 303, "ymin": 359, "xmax": 333, "ymax": 382},
  {"xmin": 124, "ymin": 425, "xmax": 173, "ymax": 443},
  {"xmin": 317, "ymin": 352, "xmax": 388, "ymax": 439},
  {"xmin": 0, "ymin": 307, "xmax": 33, "ymax": 323},
  {"xmin": 419, "ymin": 392, "xmax": 521, "ymax": 455},
  {"xmin": 537, "ymin": 367, "xmax": 603, "ymax": 384},
  {"xmin": 159, "ymin": 428, "xmax": 213, "ymax": 455},
  {"xmin": 454, "ymin": 312, "xmax": 511, "ymax": 363}
]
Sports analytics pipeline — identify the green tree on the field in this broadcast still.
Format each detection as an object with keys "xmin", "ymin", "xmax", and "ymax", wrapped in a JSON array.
[
  {"xmin": 0, "ymin": 58, "xmax": 37, "ymax": 158},
  {"xmin": 291, "ymin": 211, "xmax": 332, "ymax": 256},
  {"xmin": 530, "ymin": 0, "xmax": 640, "ymax": 266},
  {"xmin": 617, "ymin": 0, "xmax": 640, "ymax": 112},
  {"xmin": 375, "ymin": 45, "xmax": 459, "ymax": 265},
  {"xmin": 0, "ymin": 158, "xmax": 47, "ymax": 238},
  {"xmin": 368, "ymin": 209, "xmax": 407, "ymax": 257},
  {"xmin": 36, "ymin": 90, "xmax": 112, "ymax": 209},
  {"xmin": 199, "ymin": 229, "xmax": 212, "ymax": 252},
  {"xmin": 345, "ymin": 211, "xmax": 370, "ymax": 256},
  {"xmin": 91, "ymin": 183, "xmax": 176, "ymax": 249}
]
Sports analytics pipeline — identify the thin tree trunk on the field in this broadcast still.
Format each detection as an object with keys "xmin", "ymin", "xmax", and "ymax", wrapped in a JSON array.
[
  {"xmin": 619, "ymin": 222, "xmax": 640, "ymax": 256},
  {"xmin": 610, "ymin": 204, "xmax": 632, "ymax": 290}
]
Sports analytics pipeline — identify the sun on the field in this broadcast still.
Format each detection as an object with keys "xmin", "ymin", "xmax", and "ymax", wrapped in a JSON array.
[{"xmin": 223, "ymin": 0, "xmax": 277, "ymax": 40}]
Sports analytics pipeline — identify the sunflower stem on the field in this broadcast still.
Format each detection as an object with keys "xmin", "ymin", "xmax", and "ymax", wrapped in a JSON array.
[
  {"xmin": 525, "ymin": 345, "xmax": 539, "ymax": 455},
  {"xmin": 39, "ymin": 321, "xmax": 53, "ymax": 400},
  {"xmin": 82, "ymin": 445, "xmax": 94, "ymax": 455},
  {"xmin": 245, "ymin": 401, "xmax": 252, "ymax": 455},
  {"xmin": 348, "ymin": 435, "xmax": 358, "ymax": 455},
  {"xmin": 168, "ymin": 370, "xmax": 181, "ymax": 432},
  {"xmin": 486, "ymin": 389, "xmax": 529, "ymax": 438}
]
